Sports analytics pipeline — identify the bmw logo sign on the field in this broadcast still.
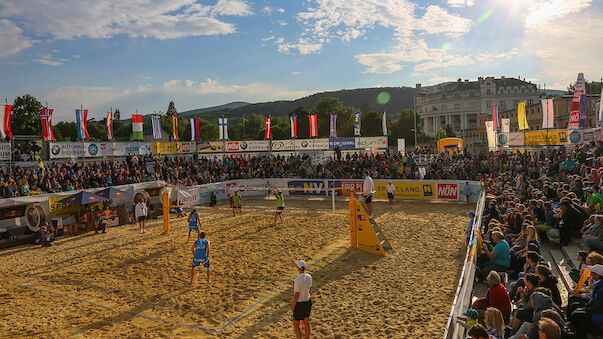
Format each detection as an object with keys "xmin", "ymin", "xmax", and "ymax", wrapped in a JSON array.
[
  {"xmin": 51, "ymin": 145, "xmax": 60, "ymax": 155},
  {"xmin": 497, "ymin": 134, "xmax": 508, "ymax": 145},
  {"xmin": 88, "ymin": 144, "xmax": 99, "ymax": 156},
  {"xmin": 301, "ymin": 141, "xmax": 308, "ymax": 148},
  {"xmin": 569, "ymin": 130, "xmax": 581, "ymax": 144},
  {"xmin": 240, "ymin": 142, "xmax": 248, "ymax": 149}
]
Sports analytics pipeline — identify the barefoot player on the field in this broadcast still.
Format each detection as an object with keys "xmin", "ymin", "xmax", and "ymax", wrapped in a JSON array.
[
  {"xmin": 190, "ymin": 232, "xmax": 211, "ymax": 283},
  {"xmin": 187, "ymin": 207, "xmax": 201, "ymax": 242}
]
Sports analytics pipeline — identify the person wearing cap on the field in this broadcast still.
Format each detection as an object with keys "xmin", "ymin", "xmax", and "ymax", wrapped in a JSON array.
[
  {"xmin": 292, "ymin": 260, "xmax": 312, "ymax": 339},
  {"xmin": 362, "ymin": 171, "xmax": 375, "ymax": 218},
  {"xmin": 187, "ymin": 207, "xmax": 202, "ymax": 242},
  {"xmin": 570, "ymin": 264, "xmax": 603, "ymax": 337},
  {"xmin": 232, "ymin": 190, "xmax": 242, "ymax": 217},
  {"xmin": 274, "ymin": 190, "xmax": 285, "ymax": 225},
  {"xmin": 386, "ymin": 180, "xmax": 395, "ymax": 208},
  {"xmin": 585, "ymin": 186, "xmax": 603, "ymax": 212},
  {"xmin": 190, "ymin": 232, "xmax": 211, "ymax": 284},
  {"xmin": 456, "ymin": 308, "xmax": 478, "ymax": 332}
]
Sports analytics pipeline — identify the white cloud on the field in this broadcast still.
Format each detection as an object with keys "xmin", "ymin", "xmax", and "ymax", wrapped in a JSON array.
[
  {"xmin": 277, "ymin": 20, "xmax": 287, "ymax": 26},
  {"xmin": 447, "ymin": 0, "xmax": 475, "ymax": 7},
  {"xmin": 0, "ymin": 0, "xmax": 253, "ymax": 55},
  {"xmin": 525, "ymin": 0, "xmax": 592, "ymax": 28},
  {"xmin": 291, "ymin": 72, "xmax": 300, "ymax": 75},
  {"xmin": 277, "ymin": 38, "xmax": 322, "ymax": 55},
  {"xmin": 277, "ymin": 8, "xmax": 285, "ymax": 13},
  {"xmin": 32, "ymin": 51, "xmax": 82, "ymax": 66},
  {"xmin": 416, "ymin": 6, "xmax": 472, "ymax": 36},
  {"xmin": 427, "ymin": 75, "xmax": 458, "ymax": 84},
  {"xmin": 0, "ymin": 19, "xmax": 35, "ymax": 57}
]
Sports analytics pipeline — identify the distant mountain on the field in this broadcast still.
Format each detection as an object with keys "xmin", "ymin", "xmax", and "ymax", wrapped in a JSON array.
[
  {"xmin": 180, "ymin": 87, "xmax": 417, "ymax": 123},
  {"xmin": 542, "ymin": 89, "xmax": 566, "ymax": 96},
  {"xmin": 179, "ymin": 101, "xmax": 250, "ymax": 117}
]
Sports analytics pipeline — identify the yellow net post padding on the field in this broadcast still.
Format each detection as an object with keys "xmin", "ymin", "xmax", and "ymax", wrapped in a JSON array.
[{"xmin": 163, "ymin": 191, "xmax": 170, "ymax": 233}]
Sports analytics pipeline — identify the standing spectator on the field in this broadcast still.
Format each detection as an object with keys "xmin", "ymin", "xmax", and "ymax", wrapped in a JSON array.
[
  {"xmin": 386, "ymin": 180, "xmax": 395, "ymax": 208},
  {"xmin": 465, "ymin": 211, "xmax": 475, "ymax": 244},
  {"xmin": 362, "ymin": 171, "xmax": 375, "ymax": 217},
  {"xmin": 292, "ymin": 259, "xmax": 312, "ymax": 339},
  {"xmin": 135, "ymin": 198, "xmax": 148, "ymax": 233}
]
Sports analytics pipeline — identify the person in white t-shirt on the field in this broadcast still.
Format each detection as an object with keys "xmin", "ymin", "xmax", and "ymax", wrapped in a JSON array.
[
  {"xmin": 386, "ymin": 180, "xmax": 395, "ymax": 208},
  {"xmin": 135, "ymin": 198, "xmax": 148, "ymax": 234},
  {"xmin": 363, "ymin": 171, "xmax": 376, "ymax": 217},
  {"xmin": 292, "ymin": 260, "xmax": 312, "ymax": 339}
]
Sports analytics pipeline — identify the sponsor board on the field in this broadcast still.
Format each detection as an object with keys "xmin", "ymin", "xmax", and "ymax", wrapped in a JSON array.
[
  {"xmin": 583, "ymin": 128, "xmax": 602, "ymax": 143},
  {"xmin": 0, "ymin": 143, "xmax": 10, "ymax": 160},
  {"xmin": 329, "ymin": 138, "xmax": 356, "ymax": 149},
  {"xmin": 294, "ymin": 138, "xmax": 330, "ymax": 150},
  {"xmin": 239, "ymin": 140, "xmax": 269, "ymax": 152},
  {"xmin": 524, "ymin": 130, "xmax": 568, "ymax": 145},
  {"xmin": 356, "ymin": 136, "xmax": 388, "ymax": 149},
  {"xmin": 374, "ymin": 181, "xmax": 435, "ymax": 200},
  {"xmin": 83, "ymin": 142, "xmax": 152, "ymax": 157},
  {"xmin": 50, "ymin": 142, "xmax": 85, "ymax": 159},
  {"xmin": 288, "ymin": 180, "xmax": 326, "ymax": 196},
  {"xmin": 436, "ymin": 183, "xmax": 459, "ymax": 200},
  {"xmin": 48, "ymin": 195, "xmax": 103, "ymax": 219},
  {"xmin": 180, "ymin": 142, "xmax": 196, "ymax": 153},
  {"xmin": 271, "ymin": 139, "xmax": 296, "ymax": 151},
  {"xmin": 226, "ymin": 141, "xmax": 240, "ymax": 152},
  {"xmin": 153, "ymin": 142, "xmax": 179, "ymax": 154},
  {"xmin": 197, "ymin": 141, "xmax": 224, "ymax": 153}
]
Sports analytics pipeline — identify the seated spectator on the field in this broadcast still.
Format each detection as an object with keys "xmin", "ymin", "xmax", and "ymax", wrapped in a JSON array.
[
  {"xmin": 583, "ymin": 215, "xmax": 603, "ymax": 253},
  {"xmin": 535, "ymin": 317, "xmax": 561, "ymax": 339},
  {"xmin": 473, "ymin": 271, "xmax": 512, "ymax": 322},
  {"xmin": 484, "ymin": 307, "xmax": 505, "ymax": 339},
  {"xmin": 569, "ymin": 250, "xmax": 588, "ymax": 283},
  {"xmin": 570, "ymin": 264, "xmax": 603, "ymax": 338},
  {"xmin": 478, "ymin": 231, "xmax": 511, "ymax": 280},
  {"xmin": 584, "ymin": 187, "xmax": 603, "ymax": 212},
  {"xmin": 468, "ymin": 324, "xmax": 489, "ymax": 339},
  {"xmin": 456, "ymin": 308, "xmax": 479, "ymax": 332},
  {"xmin": 535, "ymin": 265, "xmax": 562, "ymax": 308},
  {"xmin": 510, "ymin": 273, "xmax": 540, "ymax": 332},
  {"xmin": 557, "ymin": 200, "xmax": 585, "ymax": 246}
]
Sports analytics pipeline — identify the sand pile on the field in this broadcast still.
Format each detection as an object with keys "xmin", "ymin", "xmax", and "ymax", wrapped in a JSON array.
[{"xmin": 0, "ymin": 199, "xmax": 470, "ymax": 338}]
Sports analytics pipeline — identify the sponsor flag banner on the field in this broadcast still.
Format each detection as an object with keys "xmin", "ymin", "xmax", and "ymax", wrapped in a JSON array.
[
  {"xmin": 106, "ymin": 111, "xmax": 113, "ymax": 140},
  {"xmin": 264, "ymin": 117, "xmax": 272, "ymax": 139},
  {"xmin": 492, "ymin": 105, "xmax": 500, "ymax": 131},
  {"xmin": 569, "ymin": 73, "xmax": 585, "ymax": 129},
  {"xmin": 329, "ymin": 114, "xmax": 337, "ymax": 138},
  {"xmin": 485, "ymin": 121, "xmax": 495, "ymax": 150},
  {"xmin": 501, "ymin": 118, "xmax": 510, "ymax": 133},
  {"xmin": 599, "ymin": 86, "xmax": 603, "ymax": 123},
  {"xmin": 524, "ymin": 130, "xmax": 569, "ymax": 145},
  {"xmin": 75, "ymin": 109, "xmax": 90, "ymax": 139},
  {"xmin": 151, "ymin": 115, "xmax": 162, "ymax": 140},
  {"xmin": 172, "ymin": 116, "xmax": 178, "ymax": 140},
  {"xmin": 382, "ymin": 111, "xmax": 387, "ymax": 135},
  {"xmin": 309, "ymin": 114, "xmax": 318, "ymax": 137},
  {"xmin": 290, "ymin": 115, "xmax": 297, "ymax": 138},
  {"xmin": 354, "ymin": 112, "xmax": 361, "ymax": 136},
  {"xmin": 541, "ymin": 99, "xmax": 554, "ymax": 129},
  {"xmin": 41, "ymin": 108, "xmax": 55, "ymax": 141},
  {"xmin": 397, "ymin": 139, "xmax": 405, "ymax": 154},
  {"xmin": 0, "ymin": 104, "xmax": 13, "ymax": 139},
  {"xmin": 517, "ymin": 101, "xmax": 529, "ymax": 130},
  {"xmin": 218, "ymin": 117, "xmax": 228, "ymax": 140},
  {"xmin": 132, "ymin": 114, "xmax": 143, "ymax": 140},
  {"xmin": 579, "ymin": 94, "xmax": 589, "ymax": 128}
]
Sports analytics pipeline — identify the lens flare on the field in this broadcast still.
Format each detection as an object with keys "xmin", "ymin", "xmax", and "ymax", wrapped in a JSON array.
[
  {"xmin": 377, "ymin": 91, "xmax": 391, "ymax": 105},
  {"xmin": 441, "ymin": 42, "xmax": 451, "ymax": 51},
  {"xmin": 477, "ymin": 10, "xmax": 492, "ymax": 23}
]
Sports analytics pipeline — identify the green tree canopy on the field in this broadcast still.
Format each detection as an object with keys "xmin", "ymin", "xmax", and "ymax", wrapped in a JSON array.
[
  {"xmin": 566, "ymin": 80, "xmax": 603, "ymax": 95},
  {"xmin": 166, "ymin": 101, "xmax": 177, "ymax": 117},
  {"xmin": 12, "ymin": 94, "xmax": 42, "ymax": 135}
]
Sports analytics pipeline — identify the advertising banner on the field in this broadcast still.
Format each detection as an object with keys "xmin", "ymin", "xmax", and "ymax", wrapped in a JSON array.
[
  {"xmin": 287, "ymin": 180, "xmax": 327, "ymax": 196},
  {"xmin": 0, "ymin": 143, "xmax": 10, "ymax": 160},
  {"xmin": 50, "ymin": 142, "xmax": 85, "ymax": 159},
  {"xmin": 271, "ymin": 139, "xmax": 296, "ymax": 151},
  {"xmin": 497, "ymin": 132, "xmax": 524, "ymax": 147},
  {"xmin": 80, "ymin": 142, "xmax": 152, "ymax": 157},
  {"xmin": 583, "ymin": 128, "xmax": 602, "ymax": 144},
  {"xmin": 374, "ymin": 181, "xmax": 435, "ymax": 200},
  {"xmin": 294, "ymin": 138, "xmax": 329, "ymax": 150},
  {"xmin": 226, "ymin": 141, "xmax": 241, "ymax": 152},
  {"xmin": 436, "ymin": 183, "xmax": 459, "ymax": 200},
  {"xmin": 397, "ymin": 139, "xmax": 405, "ymax": 154},
  {"xmin": 329, "ymin": 138, "xmax": 356, "ymax": 150},
  {"xmin": 197, "ymin": 141, "xmax": 224, "ymax": 153},
  {"xmin": 356, "ymin": 136, "xmax": 388, "ymax": 149},
  {"xmin": 180, "ymin": 142, "xmax": 196, "ymax": 153},
  {"xmin": 524, "ymin": 130, "xmax": 568, "ymax": 145},
  {"xmin": 152, "ymin": 142, "xmax": 179, "ymax": 154},
  {"xmin": 240, "ymin": 140, "xmax": 269, "ymax": 152}
]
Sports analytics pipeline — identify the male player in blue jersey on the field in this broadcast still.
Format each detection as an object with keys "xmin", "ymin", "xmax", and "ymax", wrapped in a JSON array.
[
  {"xmin": 190, "ymin": 232, "xmax": 211, "ymax": 284},
  {"xmin": 187, "ymin": 207, "xmax": 201, "ymax": 242}
]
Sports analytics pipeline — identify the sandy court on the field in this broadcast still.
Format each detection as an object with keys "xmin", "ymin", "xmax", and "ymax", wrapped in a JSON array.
[{"xmin": 0, "ymin": 198, "xmax": 471, "ymax": 338}]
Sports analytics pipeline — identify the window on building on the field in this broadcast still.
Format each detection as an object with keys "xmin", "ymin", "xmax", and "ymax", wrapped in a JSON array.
[
  {"xmin": 486, "ymin": 101, "xmax": 492, "ymax": 108},
  {"xmin": 499, "ymin": 100, "xmax": 505, "ymax": 108},
  {"xmin": 432, "ymin": 106, "xmax": 437, "ymax": 111},
  {"xmin": 440, "ymin": 116, "xmax": 446, "ymax": 126},
  {"xmin": 441, "ymin": 105, "xmax": 447, "ymax": 111},
  {"xmin": 469, "ymin": 90, "xmax": 475, "ymax": 97}
]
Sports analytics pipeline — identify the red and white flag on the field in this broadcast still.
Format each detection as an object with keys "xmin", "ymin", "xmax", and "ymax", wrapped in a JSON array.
[
  {"xmin": 290, "ymin": 115, "xmax": 297, "ymax": 138},
  {"xmin": 309, "ymin": 114, "xmax": 318, "ymax": 137},
  {"xmin": 41, "ymin": 108, "xmax": 55, "ymax": 141},
  {"xmin": 0, "ymin": 104, "xmax": 13, "ymax": 139},
  {"xmin": 264, "ymin": 117, "xmax": 272, "ymax": 139},
  {"xmin": 106, "ymin": 111, "xmax": 113, "ymax": 140}
]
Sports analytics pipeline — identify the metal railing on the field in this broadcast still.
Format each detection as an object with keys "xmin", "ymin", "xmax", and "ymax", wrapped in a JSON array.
[{"xmin": 443, "ymin": 189, "xmax": 486, "ymax": 339}]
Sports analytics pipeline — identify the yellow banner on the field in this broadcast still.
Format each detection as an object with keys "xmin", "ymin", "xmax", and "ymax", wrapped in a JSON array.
[
  {"xmin": 437, "ymin": 137, "xmax": 463, "ymax": 154},
  {"xmin": 152, "ymin": 142, "xmax": 180, "ymax": 154},
  {"xmin": 517, "ymin": 101, "xmax": 529, "ymax": 130},
  {"xmin": 48, "ymin": 196, "xmax": 102, "ymax": 219},
  {"xmin": 524, "ymin": 130, "xmax": 568, "ymax": 145},
  {"xmin": 197, "ymin": 141, "xmax": 223, "ymax": 153},
  {"xmin": 374, "ymin": 181, "xmax": 435, "ymax": 200}
]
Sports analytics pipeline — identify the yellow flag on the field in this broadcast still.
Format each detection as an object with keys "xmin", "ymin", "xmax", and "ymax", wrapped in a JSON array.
[{"xmin": 517, "ymin": 101, "xmax": 529, "ymax": 130}]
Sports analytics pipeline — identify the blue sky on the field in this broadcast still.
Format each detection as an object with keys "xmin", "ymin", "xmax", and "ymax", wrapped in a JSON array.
[{"xmin": 0, "ymin": 0, "xmax": 601, "ymax": 122}]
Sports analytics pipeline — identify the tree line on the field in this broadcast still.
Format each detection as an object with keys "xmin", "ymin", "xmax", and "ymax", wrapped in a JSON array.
[{"xmin": 9, "ymin": 94, "xmax": 424, "ymax": 145}]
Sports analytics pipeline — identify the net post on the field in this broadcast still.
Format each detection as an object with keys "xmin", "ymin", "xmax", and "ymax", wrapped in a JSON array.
[
  {"xmin": 162, "ymin": 191, "xmax": 170, "ymax": 233},
  {"xmin": 331, "ymin": 187, "xmax": 335, "ymax": 213}
]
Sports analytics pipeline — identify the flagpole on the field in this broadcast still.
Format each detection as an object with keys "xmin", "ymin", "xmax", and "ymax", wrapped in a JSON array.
[
  {"xmin": 6, "ymin": 98, "xmax": 11, "ymax": 170},
  {"xmin": 221, "ymin": 115, "xmax": 225, "ymax": 162},
  {"xmin": 80, "ymin": 104, "xmax": 85, "ymax": 166}
]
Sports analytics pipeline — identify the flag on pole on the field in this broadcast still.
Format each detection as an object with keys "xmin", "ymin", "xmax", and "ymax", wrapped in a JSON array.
[
  {"xmin": 290, "ymin": 115, "xmax": 297, "ymax": 138},
  {"xmin": 75, "ymin": 109, "xmax": 90, "ymax": 139},
  {"xmin": 492, "ymin": 105, "xmax": 500, "ymax": 131},
  {"xmin": 132, "ymin": 114, "xmax": 143, "ymax": 140},
  {"xmin": 40, "ymin": 108, "xmax": 55, "ymax": 141},
  {"xmin": 190, "ymin": 118, "xmax": 201, "ymax": 141},
  {"xmin": 501, "ymin": 118, "xmax": 510, "ymax": 133},
  {"xmin": 264, "ymin": 117, "xmax": 272, "ymax": 139},
  {"xmin": 309, "ymin": 114, "xmax": 318, "ymax": 137},
  {"xmin": 354, "ymin": 112, "xmax": 361, "ymax": 136},
  {"xmin": 218, "ymin": 117, "xmax": 228, "ymax": 140},
  {"xmin": 541, "ymin": 99, "xmax": 554, "ymax": 129},
  {"xmin": 329, "ymin": 114, "xmax": 337, "ymax": 138},
  {"xmin": 599, "ymin": 86, "xmax": 603, "ymax": 123},
  {"xmin": 172, "ymin": 116, "xmax": 178, "ymax": 140},
  {"xmin": 517, "ymin": 101, "xmax": 529, "ymax": 130},
  {"xmin": 106, "ymin": 111, "xmax": 113, "ymax": 140},
  {"xmin": 151, "ymin": 115, "xmax": 162, "ymax": 139},
  {"xmin": 579, "ymin": 94, "xmax": 589, "ymax": 128},
  {"xmin": 382, "ymin": 111, "xmax": 387, "ymax": 136},
  {"xmin": 0, "ymin": 104, "xmax": 13, "ymax": 139},
  {"xmin": 568, "ymin": 73, "xmax": 585, "ymax": 129}
]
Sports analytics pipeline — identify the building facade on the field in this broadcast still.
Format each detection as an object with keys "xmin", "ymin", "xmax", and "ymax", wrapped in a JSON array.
[{"xmin": 415, "ymin": 76, "xmax": 541, "ymax": 138}]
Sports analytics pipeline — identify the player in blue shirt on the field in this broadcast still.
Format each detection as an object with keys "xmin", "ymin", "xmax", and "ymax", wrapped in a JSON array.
[
  {"xmin": 187, "ymin": 208, "xmax": 201, "ymax": 242},
  {"xmin": 190, "ymin": 232, "xmax": 211, "ymax": 284}
]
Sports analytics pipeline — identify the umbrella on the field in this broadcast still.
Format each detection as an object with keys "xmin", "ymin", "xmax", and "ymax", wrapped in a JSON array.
[
  {"xmin": 95, "ymin": 187, "xmax": 127, "ymax": 200},
  {"xmin": 57, "ymin": 191, "xmax": 108, "ymax": 205}
]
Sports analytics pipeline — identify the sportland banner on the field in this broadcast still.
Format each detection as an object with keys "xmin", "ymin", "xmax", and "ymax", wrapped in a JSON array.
[
  {"xmin": 152, "ymin": 142, "xmax": 196, "ymax": 154},
  {"xmin": 524, "ymin": 130, "xmax": 569, "ymax": 145}
]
